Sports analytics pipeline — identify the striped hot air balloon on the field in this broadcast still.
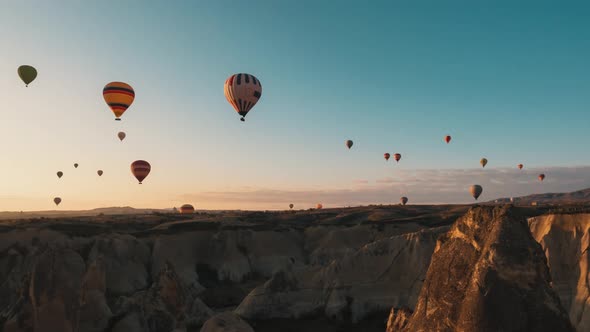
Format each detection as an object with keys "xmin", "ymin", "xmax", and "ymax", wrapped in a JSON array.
[
  {"xmin": 224, "ymin": 73, "xmax": 262, "ymax": 121},
  {"xmin": 180, "ymin": 204, "xmax": 195, "ymax": 214},
  {"xmin": 131, "ymin": 160, "xmax": 151, "ymax": 184},
  {"xmin": 103, "ymin": 82, "xmax": 135, "ymax": 121}
]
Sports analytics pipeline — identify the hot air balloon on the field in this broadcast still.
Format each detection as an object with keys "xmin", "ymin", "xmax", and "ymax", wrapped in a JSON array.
[
  {"xmin": 316, "ymin": 203, "xmax": 323, "ymax": 209},
  {"xmin": 384, "ymin": 153, "xmax": 390, "ymax": 161},
  {"xmin": 53, "ymin": 197, "xmax": 61, "ymax": 206},
  {"xmin": 445, "ymin": 135, "xmax": 451, "ymax": 144},
  {"xmin": 394, "ymin": 153, "xmax": 402, "ymax": 163},
  {"xmin": 480, "ymin": 158, "xmax": 488, "ymax": 168},
  {"xmin": 517, "ymin": 164, "xmax": 523, "ymax": 170},
  {"xmin": 118, "ymin": 132, "xmax": 126, "ymax": 141},
  {"xmin": 74, "ymin": 163, "xmax": 79, "ymax": 168},
  {"xmin": 18, "ymin": 65, "xmax": 37, "ymax": 87},
  {"xmin": 103, "ymin": 82, "xmax": 135, "ymax": 121},
  {"xmin": 224, "ymin": 73, "xmax": 262, "ymax": 121},
  {"xmin": 346, "ymin": 140, "xmax": 353, "ymax": 149},
  {"xmin": 180, "ymin": 204, "xmax": 195, "ymax": 214},
  {"xmin": 470, "ymin": 185, "xmax": 483, "ymax": 200},
  {"xmin": 57, "ymin": 171, "xmax": 63, "ymax": 179},
  {"xmin": 289, "ymin": 204, "xmax": 294, "ymax": 209},
  {"xmin": 400, "ymin": 196, "xmax": 408, "ymax": 205},
  {"xmin": 131, "ymin": 160, "xmax": 151, "ymax": 184},
  {"xmin": 97, "ymin": 170, "xmax": 103, "ymax": 176},
  {"xmin": 538, "ymin": 174, "xmax": 545, "ymax": 181}
]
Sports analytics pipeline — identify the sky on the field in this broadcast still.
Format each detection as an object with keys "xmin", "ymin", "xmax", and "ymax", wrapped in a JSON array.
[{"xmin": 1, "ymin": 0, "xmax": 589, "ymax": 210}]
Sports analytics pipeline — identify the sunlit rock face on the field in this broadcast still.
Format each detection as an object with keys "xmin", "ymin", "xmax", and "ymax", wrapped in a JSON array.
[
  {"xmin": 393, "ymin": 206, "xmax": 574, "ymax": 332},
  {"xmin": 529, "ymin": 213, "xmax": 590, "ymax": 332}
]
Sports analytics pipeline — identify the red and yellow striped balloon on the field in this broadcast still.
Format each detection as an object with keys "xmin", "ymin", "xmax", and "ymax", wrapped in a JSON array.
[
  {"xmin": 224, "ymin": 73, "xmax": 262, "ymax": 121},
  {"xmin": 180, "ymin": 204, "xmax": 195, "ymax": 214},
  {"xmin": 131, "ymin": 160, "xmax": 151, "ymax": 184},
  {"xmin": 103, "ymin": 82, "xmax": 135, "ymax": 120}
]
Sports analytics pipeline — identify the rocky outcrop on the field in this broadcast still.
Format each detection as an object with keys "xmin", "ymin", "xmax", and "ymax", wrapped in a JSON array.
[
  {"xmin": 236, "ymin": 227, "xmax": 446, "ymax": 322},
  {"xmin": 110, "ymin": 261, "xmax": 214, "ymax": 332},
  {"xmin": 529, "ymin": 213, "xmax": 590, "ymax": 331},
  {"xmin": 385, "ymin": 308, "xmax": 411, "ymax": 332},
  {"xmin": 396, "ymin": 206, "xmax": 574, "ymax": 332},
  {"xmin": 200, "ymin": 312, "xmax": 254, "ymax": 332}
]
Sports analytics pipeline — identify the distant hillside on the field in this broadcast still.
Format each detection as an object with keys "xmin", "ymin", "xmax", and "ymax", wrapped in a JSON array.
[
  {"xmin": 491, "ymin": 188, "xmax": 590, "ymax": 205},
  {"xmin": 0, "ymin": 206, "xmax": 172, "ymax": 220}
]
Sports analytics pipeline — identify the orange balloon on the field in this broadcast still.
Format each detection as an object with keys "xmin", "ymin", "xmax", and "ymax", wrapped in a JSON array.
[
  {"xmin": 180, "ymin": 204, "xmax": 195, "ymax": 214},
  {"xmin": 316, "ymin": 203, "xmax": 323, "ymax": 209},
  {"xmin": 103, "ymin": 82, "xmax": 135, "ymax": 121}
]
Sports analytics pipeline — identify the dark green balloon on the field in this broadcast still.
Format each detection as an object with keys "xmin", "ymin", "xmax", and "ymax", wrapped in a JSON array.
[{"xmin": 18, "ymin": 65, "xmax": 37, "ymax": 86}]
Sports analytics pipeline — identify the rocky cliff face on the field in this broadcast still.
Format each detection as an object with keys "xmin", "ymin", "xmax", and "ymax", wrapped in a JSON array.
[
  {"xmin": 0, "ymin": 206, "xmax": 462, "ymax": 332},
  {"xmin": 389, "ymin": 206, "xmax": 574, "ymax": 332},
  {"xmin": 529, "ymin": 213, "xmax": 590, "ymax": 331},
  {"xmin": 2, "ymin": 205, "xmax": 586, "ymax": 332}
]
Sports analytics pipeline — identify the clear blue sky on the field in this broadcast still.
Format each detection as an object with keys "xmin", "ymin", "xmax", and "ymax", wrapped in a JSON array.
[{"xmin": 1, "ymin": 1, "xmax": 589, "ymax": 210}]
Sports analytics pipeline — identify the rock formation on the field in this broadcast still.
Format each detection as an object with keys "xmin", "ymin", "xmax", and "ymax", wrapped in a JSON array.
[
  {"xmin": 392, "ymin": 206, "xmax": 574, "ymax": 332},
  {"xmin": 529, "ymin": 213, "xmax": 590, "ymax": 331}
]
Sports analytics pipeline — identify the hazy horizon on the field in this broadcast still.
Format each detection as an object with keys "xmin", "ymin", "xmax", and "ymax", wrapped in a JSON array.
[{"xmin": 2, "ymin": 1, "xmax": 589, "ymax": 211}]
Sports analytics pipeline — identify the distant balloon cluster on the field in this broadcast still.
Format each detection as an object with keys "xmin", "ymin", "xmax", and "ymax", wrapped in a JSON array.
[{"xmin": 18, "ymin": 65, "xmax": 546, "ymax": 210}]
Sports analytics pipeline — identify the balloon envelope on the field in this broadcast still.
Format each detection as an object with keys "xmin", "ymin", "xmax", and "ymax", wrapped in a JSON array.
[
  {"xmin": 445, "ymin": 135, "xmax": 451, "ymax": 144},
  {"xmin": 53, "ymin": 197, "xmax": 61, "ymax": 206},
  {"xmin": 394, "ymin": 153, "xmax": 401, "ymax": 162},
  {"xmin": 538, "ymin": 174, "xmax": 545, "ymax": 181},
  {"xmin": 131, "ymin": 160, "xmax": 151, "ymax": 184},
  {"xmin": 118, "ymin": 132, "xmax": 126, "ymax": 141},
  {"xmin": 224, "ymin": 73, "xmax": 262, "ymax": 121},
  {"xmin": 18, "ymin": 65, "xmax": 37, "ymax": 86},
  {"xmin": 74, "ymin": 163, "xmax": 79, "ymax": 168},
  {"xmin": 97, "ymin": 170, "xmax": 103, "ymax": 176},
  {"xmin": 103, "ymin": 82, "xmax": 135, "ymax": 120},
  {"xmin": 289, "ymin": 204, "xmax": 294, "ymax": 209},
  {"xmin": 384, "ymin": 153, "xmax": 390, "ymax": 161},
  {"xmin": 518, "ymin": 164, "xmax": 523, "ymax": 170},
  {"xmin": 316, "ymin": 203, "xmax": 323, "ymax": 209},
  {"xmin": 470, "ymin": 185, "xmax": 483, "ymax": 200},
  {"xmin": 480, "ymin": 158, "xmax": 488, "ymax": 168},
  {"xmin": 180, "ymin": 204, "xmax": 195, "ymax": 214},
  {"xmin": 57, "ymin": 171, "xmax": 63, "ymax": 179},
  {"xmin": 400, "ymin": 196, "xmax": 408, "ymax": 205},
  {"xmin": 346, "ymin": 140, "xmax": 353, "ymax": 149}
]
